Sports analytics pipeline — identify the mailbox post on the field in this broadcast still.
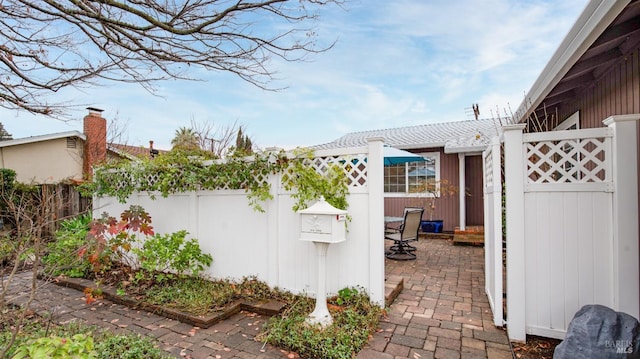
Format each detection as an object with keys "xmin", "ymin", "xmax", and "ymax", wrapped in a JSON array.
[{"xmin": 299, "ymin": 196, "xmax": 347, "ymax": 327}]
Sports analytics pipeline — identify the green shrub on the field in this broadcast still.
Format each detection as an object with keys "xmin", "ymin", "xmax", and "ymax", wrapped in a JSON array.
[
  {"xmin": 43, "ymin": 214, "xmax": 92, "ymax": 277},
  {"xmin": 0, "ymin": 233, "xmax": 15, "ymax": 264},
  {"xmin": 0, "ymin": 316, "xmax": 170, "ymax": 359},
  {"xmin": 12, "ymin": 333, "xmax": 96, "ymax": 359},
  {"xmin": 134, "ymin": 230, "xmax": 212, "ymax": 277}
]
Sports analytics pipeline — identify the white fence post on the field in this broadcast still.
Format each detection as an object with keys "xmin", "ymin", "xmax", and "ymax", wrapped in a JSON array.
[
  {"xmin": 503, "ymin": 124, "xmax": 527, "ymax": 342},
  {"xmin": 367, "ymin": 137, "xmax": 385, "ymax": 306},
  {"xmin": 484, "ymin": 137, "xmax": 504, "ymax": 327},
  {"xmin": 266, "ymin": 169, "xmax": 281, "ymax": 288},
  {"xmin": 604, "ymin": 115, "xmax": 640, "ymax": 320}
]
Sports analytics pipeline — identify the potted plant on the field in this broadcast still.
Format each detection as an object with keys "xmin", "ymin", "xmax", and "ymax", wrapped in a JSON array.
[{"xmin": 410, "ymin": 179, "xmax": 459, "ymax": 233}]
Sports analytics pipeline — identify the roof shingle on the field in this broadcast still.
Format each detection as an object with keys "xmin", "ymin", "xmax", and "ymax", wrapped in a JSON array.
[{"xmin": 313, "ymin": 118, "xmax": 503, "ymax": 153}]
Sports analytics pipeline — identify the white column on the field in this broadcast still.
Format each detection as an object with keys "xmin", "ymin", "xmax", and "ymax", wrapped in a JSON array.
[
  {"xmin": 367, "ymin": 137, "xmax": 385, "ymax": 306},
  {"xmin": 458, "ymin": 153, "xmax": 466, "ymax": 231},
  {"xmin": 603, "ymin": 115, "xmax": 640, "ymax": 320},
  {"xmin": 503, "ymin": 124, "xmax": 527, "ymax": 342}
]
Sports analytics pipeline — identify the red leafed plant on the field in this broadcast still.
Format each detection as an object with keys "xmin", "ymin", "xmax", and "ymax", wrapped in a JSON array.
[{"xmin": 80, "ymin": 205, "xmax": 154, "ymax": 273}]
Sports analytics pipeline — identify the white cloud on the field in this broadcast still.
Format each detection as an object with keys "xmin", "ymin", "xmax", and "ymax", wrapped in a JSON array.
[{"xmin": 0, "ymin": 0, "xmax": 590, "ymax": 149}]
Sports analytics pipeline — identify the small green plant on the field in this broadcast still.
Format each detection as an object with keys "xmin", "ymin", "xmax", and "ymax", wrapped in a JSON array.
[
  {"xmin": 43, "ymin": 213, "xmax": 92, "ymax": 278},
  {"xmin": 12, "ymin": 333, "xmax": 96, "ymax": 359},
  {"xmin": 81, "ymin": 205, "xmax": 154, "ymax": 273},
  {"xmin": 94, "ymin": 334, "xmax": 169, "ymax": 359},
  {"xmin": 0, "ymin": 314, "xmax": 170, "ymax": 359},
  {"xmin": 134, "ymin": 230, "xmax": 212, "ymax": 278},
  {"xmin": 0, "ymin": 233, "xmax": 15, "ymax": 264},
  {"xmin": 335, "ymin": 287, "xmax": 359, "ymax": 306}
]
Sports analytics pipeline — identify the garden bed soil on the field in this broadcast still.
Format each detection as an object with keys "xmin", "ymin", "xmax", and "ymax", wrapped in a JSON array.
[
  {"xmin": 44, "ymin": 273, "xmax": 286, "ymax": 329},
  {"xmin": 512, "ymin": 336, "xmax": 562, "ymax": 359}
]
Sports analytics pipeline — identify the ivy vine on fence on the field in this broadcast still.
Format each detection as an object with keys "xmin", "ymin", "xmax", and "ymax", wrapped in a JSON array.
[{"xmin": 83, "ymin": 148, "xmax": 350, "ymax": 213}]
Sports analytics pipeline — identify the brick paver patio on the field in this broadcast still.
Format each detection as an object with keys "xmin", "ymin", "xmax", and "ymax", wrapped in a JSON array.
[
  {"xmin": 358, "ymin": 238, "xmax": 512, "ymax": 359},
  {"xmin": 4, "ymin": 237, "xmax": 512, "ymax": 358}
]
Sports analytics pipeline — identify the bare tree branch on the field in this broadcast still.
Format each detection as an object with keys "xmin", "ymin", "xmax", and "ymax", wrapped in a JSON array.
[{"xmin": 0, "ymin": 0, "xmax": 342, "ymax": 116}]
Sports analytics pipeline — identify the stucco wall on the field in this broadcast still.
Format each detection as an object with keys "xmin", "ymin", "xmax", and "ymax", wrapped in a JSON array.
[{"xmin": 0, "ymin": 137, "xmax": 84, "ymax": 183}]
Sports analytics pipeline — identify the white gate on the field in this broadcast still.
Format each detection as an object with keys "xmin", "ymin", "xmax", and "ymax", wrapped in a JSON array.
[
  {"xmin": 483, "ymin": 138, "xmax": 503, "ymax": 327},
  {"xmin": 503, "ymin": 116, "xmax": 640, "ymax": 342}
]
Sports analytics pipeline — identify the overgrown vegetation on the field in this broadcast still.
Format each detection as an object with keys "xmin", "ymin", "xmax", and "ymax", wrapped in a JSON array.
[
  {"xmin": 42, "ymin": 213, "xmax": 92, "ymax": 278},
  {"xmin": 0, "ymin": 313, "xmax": 170, "ymax": 359},
  {"xmin": 82, "ymin": 148, "xmax": 350, "ymax": 213},
  {"xmin": 2, "ymin": 148, "xmax": 373, "ymax": 358},
  {"xmin": 260, "ymin": 287, "xmax": 383, "ymax": 359},
  {"xmin": 33, "ymin": 206, "xmax": 381, "ymax": 358}
]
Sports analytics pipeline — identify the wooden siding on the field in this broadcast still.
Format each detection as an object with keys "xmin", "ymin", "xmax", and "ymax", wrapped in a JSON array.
[
  {"xmin": 557, "ymin": 48, "xmax": 640, "ymax": 129},
  {"xmin": 384, "ymin": 148, "xmax": 485, "ymax": 232},
  {"xmin": 553, "ymin": 45, "xmax": 640, "ymax": 300}
]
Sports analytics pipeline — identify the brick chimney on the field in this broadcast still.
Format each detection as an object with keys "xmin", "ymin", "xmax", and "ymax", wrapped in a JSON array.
[{"xmin": 83, "ymin": 107, "xmax": 107, "ymax": 179}]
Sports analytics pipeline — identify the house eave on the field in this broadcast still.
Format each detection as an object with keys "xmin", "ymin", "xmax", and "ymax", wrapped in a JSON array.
[
  {"xmin": 0, "ymin": 131, "xmax": 86, "ymax": 147},
  {"xmin": 444, "ymin": 145, "xmax": 488, "ymax": 154},
  {"xmin": 395, "ymin": 142, "xmax": 447, "ymax": 151},
  {"xmin": 513, "ymin": 0, "xmax": 631, "ymax": 123}
]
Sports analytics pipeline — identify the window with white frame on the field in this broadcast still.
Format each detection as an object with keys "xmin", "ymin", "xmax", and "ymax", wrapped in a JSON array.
[
  {"xmin": 384, "ymin": 152, "xmax": 440, "ymax": 195},
  {"xmin": 555, "ymin": 111, "xmax": 579, "ymax": 131}
]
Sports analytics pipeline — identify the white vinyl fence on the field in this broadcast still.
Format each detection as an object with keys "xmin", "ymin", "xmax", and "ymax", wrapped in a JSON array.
[
  {"xmin": 93, "ymin": 139, "xmax": 387, "ymax": 305},
  {"xmin": 501, "ymin": 115, "xmax": 639, "ymax": 342},
  {"xmin": 483, "ymin": 138, "xmax": 503, "ymax": 327}
]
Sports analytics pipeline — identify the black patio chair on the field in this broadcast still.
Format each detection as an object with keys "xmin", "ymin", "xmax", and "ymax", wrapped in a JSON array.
[{"xmin": 385, "ymin": 207, "xmax": 423, "ymax": 261}]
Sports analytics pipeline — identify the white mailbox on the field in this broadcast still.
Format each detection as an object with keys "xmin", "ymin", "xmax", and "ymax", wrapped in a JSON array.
[{"xmin": 299, "ymin": 197, "xmax": 347, "ymax": 243}]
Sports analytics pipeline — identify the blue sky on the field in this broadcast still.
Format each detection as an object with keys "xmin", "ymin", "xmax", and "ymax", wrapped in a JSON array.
[{"xmin": 0, "ymin": 0, "xmax": 589, "ymax": 151}]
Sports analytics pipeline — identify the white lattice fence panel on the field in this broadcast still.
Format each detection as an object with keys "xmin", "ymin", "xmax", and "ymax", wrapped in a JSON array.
[
  {"xmin": 523, "ymin": 128, "xmax": 612, "ymax": 190},
  {"xmin": 280, "ymin": 154, "xmax": 368, "ymax": 189}
]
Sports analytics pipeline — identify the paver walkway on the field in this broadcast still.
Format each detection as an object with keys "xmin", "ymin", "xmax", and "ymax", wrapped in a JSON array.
[
  {"xmin": 5, "ymin": 272, "xmax": 294, "ymax": 358},
  {"xmin": 4, "ymin": 238, "xmax": 512, "ymax": 359},
  {"xmin": 357, "ymin": 238, "xmax": 512, "ymax": 359}
]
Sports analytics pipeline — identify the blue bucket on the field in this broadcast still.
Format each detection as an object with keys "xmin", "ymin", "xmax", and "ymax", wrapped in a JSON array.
[{"xmin": 421, "ymin": 220, "xmax": 443, "ymax": 233}]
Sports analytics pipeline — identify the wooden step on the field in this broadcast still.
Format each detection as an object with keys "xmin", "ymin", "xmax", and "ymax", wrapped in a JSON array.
[
  {"xmin": 453, "ymin": 233, "xmax": 484, "ymax": 245},
  {"xmin": 454, "ymin": 225, "xmax": 484, "ymax": 235}
]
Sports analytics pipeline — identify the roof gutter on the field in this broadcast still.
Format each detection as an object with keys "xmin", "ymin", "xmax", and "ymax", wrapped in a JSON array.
[
  {"xmin": 513, "ymin": 0, "xmax": 630, "ymax": 123},
  {"xmin": 394, "ymin": 142, "xmax": 447, "ymax": 151},
  {"xmin": 444, "ymin": 145, "xmax": 489, "ymax": 154}
]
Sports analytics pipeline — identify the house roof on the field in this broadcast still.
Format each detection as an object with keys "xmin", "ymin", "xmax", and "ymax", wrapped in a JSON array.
[
  {"xmin": 0, "ymin": 131, "xmax": 143, "ymax": 161},
  {"xmin": 312, "ymin": 118, "xmax": 503, "ymax": 153},
  {"xmin": 0, "ymin": 131, "xmax": 86, "ymax": 147},
  {"xmin": 108, "ymin": 143, "xmax": 159, "ymax": 160},
  {"xmin": 514, "ymin": 0, "xmax": 639, "ymax": 123}
]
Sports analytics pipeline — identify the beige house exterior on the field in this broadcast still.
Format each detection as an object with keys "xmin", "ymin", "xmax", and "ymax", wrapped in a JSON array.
[
  {"xmin": 0, "ymin": 132, "xmax": 87, "ymax": 184},
  {"xmin": 0, "ymin": 108, "xmax": 145, "ymax": 185}
]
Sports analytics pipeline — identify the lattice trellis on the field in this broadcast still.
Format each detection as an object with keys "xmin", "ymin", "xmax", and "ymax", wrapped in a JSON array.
[
  {"xmin": 525, "ymin": 136, "xmax": 610, "ymax": 184},
  {"xmin": 100, "ymin": 154, "xmax": 369, "ymax": 194},
  {"xmin": 280, "ymin": 154, "xmax": 368, "ymax": 189}
]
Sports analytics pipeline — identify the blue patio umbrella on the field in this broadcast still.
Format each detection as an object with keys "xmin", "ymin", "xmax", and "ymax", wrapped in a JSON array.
[{"xmin": 383, "ymin": 146, "xmax": 426, "ymax": 166}]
